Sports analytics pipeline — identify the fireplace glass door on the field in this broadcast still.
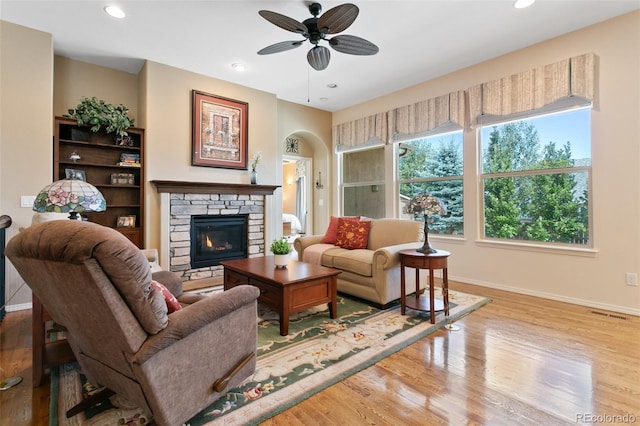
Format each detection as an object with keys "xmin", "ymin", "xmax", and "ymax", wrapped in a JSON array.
[{"xmin": 191, "ymin": 214, "xmax": 248, "ymax": 267}]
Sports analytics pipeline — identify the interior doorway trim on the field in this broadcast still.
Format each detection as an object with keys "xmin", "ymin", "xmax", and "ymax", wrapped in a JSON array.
[{"xmin": 283, "ymin": 155, "xmax": 313, "ymax": 236}]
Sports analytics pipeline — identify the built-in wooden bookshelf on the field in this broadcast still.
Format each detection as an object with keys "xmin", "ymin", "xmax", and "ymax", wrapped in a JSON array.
[{"xmin": 54, "ymin": 116, "xmax": 145, "ymax": 247}]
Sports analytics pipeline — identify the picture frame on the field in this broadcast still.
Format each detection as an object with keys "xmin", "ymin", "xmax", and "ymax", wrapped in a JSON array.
[
  {"xmin": 65, "ymin": 168, "xmax": 86, "ymax": 181},
  {"xmin": 117, "ymin": 215, "xmax": 136, "ymax": 228},
  {"xmin": 191, "ymin": 90, "xmax": 248, "ymax": 169}
]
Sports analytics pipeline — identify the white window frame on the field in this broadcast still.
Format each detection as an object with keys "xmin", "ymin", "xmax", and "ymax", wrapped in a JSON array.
[{"xmin": 478, "ymin": 106, "xmax": 594, "ymax": 251}]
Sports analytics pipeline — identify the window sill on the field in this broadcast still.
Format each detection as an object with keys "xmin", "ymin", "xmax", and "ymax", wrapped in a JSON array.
[{"xmin": 476, "ymin": 238, "xmax": 598, "ymax": 257}]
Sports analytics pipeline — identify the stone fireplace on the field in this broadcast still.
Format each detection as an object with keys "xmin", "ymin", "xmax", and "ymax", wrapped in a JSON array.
[{"xmin": 152, "ymin": 181, "xmax": 279, "ymax": 285}]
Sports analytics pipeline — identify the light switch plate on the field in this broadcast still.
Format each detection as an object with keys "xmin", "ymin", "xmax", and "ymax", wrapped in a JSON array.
[{"xmin": 21, "ymin": 195, "xmax": 36, "ymax": 208}]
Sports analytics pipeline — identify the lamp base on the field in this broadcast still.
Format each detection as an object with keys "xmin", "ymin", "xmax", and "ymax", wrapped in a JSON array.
[
  {"xmin": 0, "ymin": 376, "xmax": 22, "ymax": 391},
  {"xmin": 416, "ymin": 244, "xmax": 437, "ymax": 254}
]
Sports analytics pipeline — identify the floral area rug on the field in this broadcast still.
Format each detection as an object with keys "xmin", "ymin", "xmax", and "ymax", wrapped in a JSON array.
[{"xmin": 50, "ymin": 289, "xmax": 491, "ymax": 425}]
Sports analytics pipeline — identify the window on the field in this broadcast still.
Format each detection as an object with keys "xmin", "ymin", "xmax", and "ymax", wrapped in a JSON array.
[
  {"xmin": 480, "ymin": 107, "xmax": 591, "ymax": 246},
  {"xmin": 398, "ymin": 131, "xmax": 464, "ymax": 235},
  {"xmin": 341, "ymin": 147, "xmax": 385, "ymax": 218}
]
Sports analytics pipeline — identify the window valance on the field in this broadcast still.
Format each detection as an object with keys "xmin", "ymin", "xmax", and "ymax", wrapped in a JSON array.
[
  {"xmin": 334, "ymin": 112, "xmax": 387, "ymax": 151},
  {"xmin": 388, "ymin": 90, "xmax": 465, "ymax": 143},
  {"xmin": 334, "ymin": 90, "xmax": 465, "ymax": 151},
  {"xmin": 468, "ymin": 53, "xmax": 596, "ymax": 127}
]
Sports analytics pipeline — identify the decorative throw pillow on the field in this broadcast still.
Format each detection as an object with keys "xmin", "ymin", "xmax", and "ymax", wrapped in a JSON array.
[
  {"xmin": 335, "ymin": 218, "xmax": 371, "ymax": 249},
  {"xmin": 150, "ymin": 280, "xmax": 182, "ymax": 313},
  {"xmin": 321, "ymin": 216, "xmax": 358, "ymax": 244}
]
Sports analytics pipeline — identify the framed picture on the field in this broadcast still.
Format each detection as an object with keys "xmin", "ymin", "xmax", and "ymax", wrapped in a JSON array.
[
  {"xmin": 117, "ymin": 215, "xmax": 136, "ymax": 228},
  {"xmin": 192, "ymin": 90, "xmax": 248, "ymax": 169},
  {"xmin": 65, "ymin": 168, "xmax": 86, "ymax": 181}
]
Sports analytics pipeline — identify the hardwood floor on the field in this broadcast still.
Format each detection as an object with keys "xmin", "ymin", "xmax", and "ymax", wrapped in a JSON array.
[{"xmin": 1, "ymin": 281, "xmax": 638, "ymax": 425}]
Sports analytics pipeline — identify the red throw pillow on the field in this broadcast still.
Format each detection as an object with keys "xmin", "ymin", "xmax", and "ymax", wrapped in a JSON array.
[
  {"xmin": 335, "ymin": 218, "xmax": 370, "ymax": 249},
  {"xmin": 150, "ymin": 280, "xmax": 182, "ymax": 313},
  {"xmin": 321, "ymin": 216, "xmax": 358, "ymax": 244}
]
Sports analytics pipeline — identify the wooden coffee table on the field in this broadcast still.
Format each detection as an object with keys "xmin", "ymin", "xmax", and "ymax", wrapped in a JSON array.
[{"xmin": 220, "ymin": 256, "xmax": 341, "ymax": 336}]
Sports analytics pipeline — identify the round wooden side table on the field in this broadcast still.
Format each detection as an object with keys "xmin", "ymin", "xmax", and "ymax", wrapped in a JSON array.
[{"xmin": 399, "ymin": 249, "xmax": 451, "ymax": 324}]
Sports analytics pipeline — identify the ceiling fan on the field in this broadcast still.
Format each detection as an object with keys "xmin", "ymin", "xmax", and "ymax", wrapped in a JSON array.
[{"xmin": 257, "ymin": 2, "xmax": 378, "ymax": 71}]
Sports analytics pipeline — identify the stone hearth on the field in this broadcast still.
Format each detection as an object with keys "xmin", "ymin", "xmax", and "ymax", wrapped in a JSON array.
[{"xmin": 152, "ymin": 181, "xmax": 279, "ymax": 284}]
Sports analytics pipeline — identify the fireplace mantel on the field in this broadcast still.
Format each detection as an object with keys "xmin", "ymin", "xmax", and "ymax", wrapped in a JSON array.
[{"xmin": 151, "ymin": 180, "xmax": 280, "ymax": 196}]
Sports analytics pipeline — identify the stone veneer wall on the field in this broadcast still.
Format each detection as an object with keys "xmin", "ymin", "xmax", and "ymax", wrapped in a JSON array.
[{"xmin": 169, "ymin": 192, "xmax": 265, "ymax": 282}]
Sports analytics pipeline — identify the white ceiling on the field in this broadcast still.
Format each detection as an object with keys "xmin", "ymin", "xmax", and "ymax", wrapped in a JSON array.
[{"xmin": 1, "ymin": 1, "xmax": 638, "ymax": 112}]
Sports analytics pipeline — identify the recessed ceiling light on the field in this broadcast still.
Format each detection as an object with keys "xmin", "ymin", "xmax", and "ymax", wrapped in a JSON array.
[
  {"xmin": 232, "ymin": 63, "xmax": 246, "ymax": 72},
  {"xmin": 320, "ymin": 97, "xmax": 329, "ymax": 102},
  {"xmin": 327, "ymin": 83, "xmax": 338, "ymax": 89},
  {"xmin": 104, "ymin": 6, "xmax": 126, "ymax": 19},
  {"xmin": 513, "ymin": 0, "xmax": 535, "ymax": 9}
]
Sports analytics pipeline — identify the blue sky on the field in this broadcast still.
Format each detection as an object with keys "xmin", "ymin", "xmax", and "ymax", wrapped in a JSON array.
[
  {"xmin": 527, "ymin": 107, "xmax": 591, "ymax": 160},
  {"xmin": 481, "ymin": 107, "xmax": 591, "ymax": 160}
]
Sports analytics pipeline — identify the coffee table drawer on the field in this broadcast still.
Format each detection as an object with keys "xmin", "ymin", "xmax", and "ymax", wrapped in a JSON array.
[
  {"xmin": 224, "ymin": 270, "xmax": 249, "ymax": 288},
  {"xmin": 249, "ymin": 278, "xmax": 282, "ymax": 308}
]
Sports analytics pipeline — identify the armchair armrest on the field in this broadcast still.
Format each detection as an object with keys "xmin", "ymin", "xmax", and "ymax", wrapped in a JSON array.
[
  {"xmin": 373, "ymin": 242, "xmax": 422, "ymax": 270},
  {"xmin": 133, "ymin": 285, "xmax": 260, "ymax": 363},
  {"xmin": 293, "ymin": 235, "xmax": 325, "ymax": 260}
]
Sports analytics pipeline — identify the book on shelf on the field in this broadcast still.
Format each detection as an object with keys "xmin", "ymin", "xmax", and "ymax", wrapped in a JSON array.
[
  {"xmin": 116, "ymin": 162, "xmax": 141, "ymax": 167},
  {"xmin": 120, "ymin": 153, "xmax": 140, "ymax": 163}
]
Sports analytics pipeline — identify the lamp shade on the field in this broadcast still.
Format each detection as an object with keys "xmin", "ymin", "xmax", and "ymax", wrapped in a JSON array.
[
  {"xmin": 403, "ymin": 192, "xmax": 447, "ymax": 216},
  {"xmin": 33, "ymin": 179, "xmax": 106, "ymax": 220}
]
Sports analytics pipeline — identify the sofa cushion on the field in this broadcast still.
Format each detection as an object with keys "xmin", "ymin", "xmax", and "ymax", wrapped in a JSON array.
[
  {"xmin": 320, "ymin": 247, "xmax": 350, "ymax": 268},
  {"xmin": 321, "ymin": 216, "xmax": 358, "ymax": 244},
  {"xmin": 368, "ymin": 218, "xmax": 423, "ymax": 250},
  {"xmin": 332, "ymin": 249, "xmax": 374, "ymax": 277},
  {"xmin": 336, "ymin": 218, "xmax": 370, "ymax": 249}
]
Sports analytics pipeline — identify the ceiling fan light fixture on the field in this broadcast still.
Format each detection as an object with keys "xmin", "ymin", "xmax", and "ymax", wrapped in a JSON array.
[
  {"xmin": 258, "ymin": 2, "xmax": 377, "ymax": 71},
  {"xmin": 307, "ymin": 46, "xmax": 330, "ymax": 71},
  {"xmin": 104, "ymin": 5, "xmax": 126, "ymax": 19},
  {"xmin": 513, "ymin": 0, "xmax": 535, "ymax": 9}
]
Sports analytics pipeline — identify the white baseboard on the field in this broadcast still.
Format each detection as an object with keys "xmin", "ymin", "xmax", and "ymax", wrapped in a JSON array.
[
  {"xmin": 5, "ymin": 302, "xmax": 32, "ymax": 312},
  {"xmin": 451, "ymin": 275, "xmax": 640, "ymax": 317}
]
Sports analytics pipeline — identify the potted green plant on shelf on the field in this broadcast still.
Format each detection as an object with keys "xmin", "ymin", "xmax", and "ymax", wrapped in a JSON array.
[
  {"xmin": 270, "ymin": 237, "xmax": 291, "ymax": 268},
  {"xmin": 66, "ymin": 96, "xmax": 135, "ymax": 137}
]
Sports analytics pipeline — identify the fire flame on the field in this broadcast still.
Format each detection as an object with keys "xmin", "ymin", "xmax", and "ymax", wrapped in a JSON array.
[{"xmin": 206, "ymin": 235, "xmax": 213, "ymax": 248}]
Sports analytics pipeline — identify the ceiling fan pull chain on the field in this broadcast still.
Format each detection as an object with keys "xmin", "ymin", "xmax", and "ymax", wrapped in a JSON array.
[{"xmin": 307, "ymin": 65, "xmax": 311, "ymax": 103}]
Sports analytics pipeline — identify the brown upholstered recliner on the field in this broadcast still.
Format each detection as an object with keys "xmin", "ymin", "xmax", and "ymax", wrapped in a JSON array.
[{"xmin": 6, "ymin": 220, "xmax": 260, "ymax": 426}]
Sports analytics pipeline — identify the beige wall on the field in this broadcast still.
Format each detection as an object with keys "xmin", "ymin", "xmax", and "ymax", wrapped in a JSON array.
[
  {"xmin": 0, "ymin": 21, "xmax": 54, "ymax": 308},
  {"xmin": 333, "ymin": 11, "xmax": 640, "ymax": 314},
  {"xmin": 54, "ymin": 56, "xmax": 139, "ymax": 120}
]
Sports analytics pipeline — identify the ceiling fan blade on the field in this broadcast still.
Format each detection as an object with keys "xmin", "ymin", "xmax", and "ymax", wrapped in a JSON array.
[
  {"xmin": 259, "ymin": 10, "xmax": 307, "ymax": 34},
  {"xmin": 317, "ymin": 3, "xmax": 359, "ymax": 34},
  {"xmin": 307, "ymin": 46, "xmax": 330, "ymax": 71},
  {"xmin": 329, "ymin": 35, "xmax": 379, "ymax": 55},
  {"xmin": 257, "ymin": 40, "xmax": 304, "ymax": 55}
]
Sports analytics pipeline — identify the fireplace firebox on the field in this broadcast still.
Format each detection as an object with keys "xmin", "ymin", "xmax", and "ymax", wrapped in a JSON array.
[{"xmin": 190, "ymin": 214, "xmax": 248, "ymax": 268}]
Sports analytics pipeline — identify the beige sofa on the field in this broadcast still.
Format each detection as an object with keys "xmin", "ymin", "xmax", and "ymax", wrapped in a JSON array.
[{"xmin": 294, "ymin": 218, "xmax": 424, "ymax": 307}]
